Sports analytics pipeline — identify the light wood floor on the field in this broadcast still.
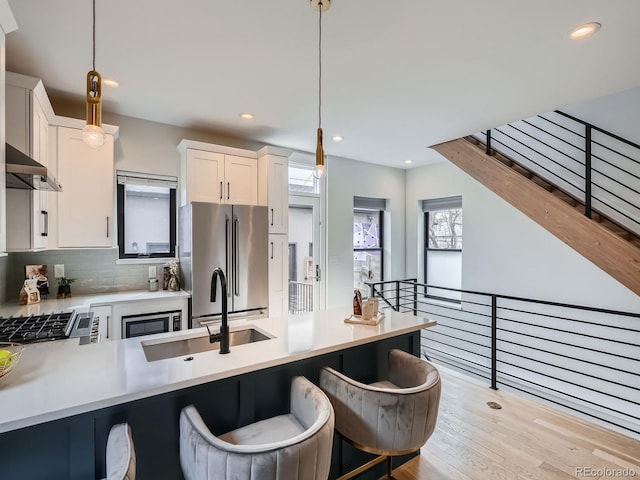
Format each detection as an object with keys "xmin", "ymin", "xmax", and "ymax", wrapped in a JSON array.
[{"xmin": 391, "ymin": 366, "xmax": 640, "ymax": 480}]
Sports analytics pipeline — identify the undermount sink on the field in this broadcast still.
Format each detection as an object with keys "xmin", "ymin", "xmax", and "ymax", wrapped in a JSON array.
[{"xmin": 142, "ymin": 327, "xmax": 273, "ymax": 362}]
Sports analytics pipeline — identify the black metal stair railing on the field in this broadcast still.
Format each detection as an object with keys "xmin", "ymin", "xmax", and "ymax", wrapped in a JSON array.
[
  {"xmin": 476, "ymin": 110, "xmax": 640, "ymax": 238},
  {"xmin": 369, "ymin": 279, "xmax": 640, "ymax": 438}
]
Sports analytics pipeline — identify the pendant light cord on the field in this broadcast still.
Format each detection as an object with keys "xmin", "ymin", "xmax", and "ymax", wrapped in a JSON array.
[
  {"xmin": 318, "ymin": 3, "xmax": 322, "ymax": 129},
  {"xmin": 92, "ymin": 0, "xmax": 96, "ymax": 71}
]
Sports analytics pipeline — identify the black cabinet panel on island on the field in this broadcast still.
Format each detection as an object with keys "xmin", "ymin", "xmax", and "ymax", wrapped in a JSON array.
[{"xmin": 0, "ymin": 332, "xmax": 420, "ymax": 479}]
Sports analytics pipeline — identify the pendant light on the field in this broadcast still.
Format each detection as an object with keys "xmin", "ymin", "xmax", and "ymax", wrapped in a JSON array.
[
  {"xmin": 311, "ymin": 0, "xmax": 330, "ymax": 179},
  {"xmin": 82, "ymin": 0, "xmax": 105, "ymax": 148}
]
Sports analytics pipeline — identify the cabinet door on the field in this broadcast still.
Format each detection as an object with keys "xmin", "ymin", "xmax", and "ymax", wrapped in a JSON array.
[
  {"xmin": 5, "ymin": 84, "xmax": 29, "ymax": 153},
  {"xmin": 57, "ymin": 127, "xmax": 114, "ymax": 248},
  {"xmin": 225, "ymin": 155, "xmax": 257, "ymax": 205},
  {"xmin": 32, "ymin": 98, "xmax": 49, "ymax": 249},
  {"xmin": 185, "ymin": 149, "xmax": 225, "ymax": 203},
  {"xmin": 268, "ymin": 234, "xmax": 288, "ymax": 319},
  {"xmin": 5, "ymin": 89, "xmax": 50, "ymax": 250},
  {"xmin": 267, "ymin": 156, "xmax": 288, "ymax": 234}
]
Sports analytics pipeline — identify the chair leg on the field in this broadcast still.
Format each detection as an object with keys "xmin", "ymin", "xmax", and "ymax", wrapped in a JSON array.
[{"xmin": 386, "ymin": 455, "xmax": 396, "ymax": 480}]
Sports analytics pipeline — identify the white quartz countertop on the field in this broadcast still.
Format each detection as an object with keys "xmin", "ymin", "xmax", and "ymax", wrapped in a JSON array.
[
  {"xmin": 0, "ymin": 308, "xmax": 435, "ymax": 433},
  {"xmin": 0, "ymin": 289, "xmax": 190, "ymax": 317}
]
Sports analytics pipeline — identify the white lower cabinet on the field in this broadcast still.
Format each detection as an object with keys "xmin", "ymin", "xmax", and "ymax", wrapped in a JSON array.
[
  {"xmin": 268, "ymin": 234, "xmax": 288, "ymax": 319},
  {"xmin": 56, "ymin": 126, "xmax": 115, "ymax": 248}
]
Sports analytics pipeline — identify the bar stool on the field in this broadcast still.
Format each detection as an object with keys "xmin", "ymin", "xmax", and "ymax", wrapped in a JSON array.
[
  {"xmin": 179, "ymin": 376, "xmax": 334, "ymax": 479},
  {"xmin": 320, "ymin": 349, "xmax": 441, "ymax": 479},
  {"xmin": 103, "ymin": 423, "xmax": 136, "ymax": 480}
]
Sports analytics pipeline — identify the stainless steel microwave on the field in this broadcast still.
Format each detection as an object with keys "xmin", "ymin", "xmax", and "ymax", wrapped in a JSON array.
[{"xmin": 122, "ymin": 310, "xmax": 182, "ymax": 339}]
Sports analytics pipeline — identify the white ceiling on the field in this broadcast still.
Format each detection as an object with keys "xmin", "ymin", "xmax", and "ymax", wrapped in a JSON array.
[{"xmin": 5, "ymin": 0, "xmax": 640, "ymax": 168}]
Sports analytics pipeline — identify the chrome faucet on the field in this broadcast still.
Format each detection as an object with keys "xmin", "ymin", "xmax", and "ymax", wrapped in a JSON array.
[{"xmin": 207, "ymin": 267, "xmax": 230, "ymax": 354}]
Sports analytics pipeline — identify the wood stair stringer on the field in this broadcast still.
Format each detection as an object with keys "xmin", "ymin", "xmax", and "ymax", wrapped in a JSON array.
[{"xmin": 432, "ymin": 138, "xmax": 640, "ymax": 297}]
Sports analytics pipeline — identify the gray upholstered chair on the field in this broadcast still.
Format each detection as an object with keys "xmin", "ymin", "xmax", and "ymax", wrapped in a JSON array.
[
  {"xmin": 179, "ymin": 376, "xmax": 334, "ymax": 479},
  {"xmin": 103, "ymin": 423, "xmax": 136, "ymax": 480},
  {"xmin": 320, "ymin": 349, "xmax": 441, "ymax": 480}
]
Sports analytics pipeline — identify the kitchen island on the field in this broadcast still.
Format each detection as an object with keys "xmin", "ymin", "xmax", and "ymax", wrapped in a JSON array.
[{"xmin": 0, "ymin": 307, "xmax": 435, "ymax": 479}]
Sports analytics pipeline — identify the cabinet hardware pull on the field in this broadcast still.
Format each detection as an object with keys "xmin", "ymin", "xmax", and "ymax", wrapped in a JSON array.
[
  {"xmin": 270, "ymin": 241, "xmax": 274, "ymax": 260},
  {"xmin": 227, "ymin": 182, "xmax": 230, "ymax": 201},
  {"xmin": 41, "ymin": 210, "xmax": 48, "ymax": 237},
  {"xmin": 225, "ymin": 217, "xmax": 231, "ymax": 298},
  {"xmin": 234, "ymin": 218, "xmax": 240, "ymax": 296},
  {"xmin": 270, "ymin": 208, "xmax": 274, "ymax": 226},
  {"xmin": 219, "ymin": 181, "xmax": 223, "ymax": 200},
  {"xmin": 315, "ymin": 264, "xmax": 321, "ymax": 282},
  {"xmin": 106, "ymin": 216, "xmax": 110, "ymax": 238}
]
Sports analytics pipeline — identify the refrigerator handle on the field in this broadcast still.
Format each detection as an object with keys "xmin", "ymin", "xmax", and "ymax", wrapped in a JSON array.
[
  {"xmin": 225, "ymin": 217, "xmax": 231, "ymax": 297},
  {"xmin": 234, "ymin": 217, "xmax": 240, "ymax": 296}
]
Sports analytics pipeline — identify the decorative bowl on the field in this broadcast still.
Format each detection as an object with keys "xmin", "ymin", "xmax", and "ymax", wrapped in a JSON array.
[{"xmin": 0, "ymin": 342, "xmax": 24, "ymax": 380}]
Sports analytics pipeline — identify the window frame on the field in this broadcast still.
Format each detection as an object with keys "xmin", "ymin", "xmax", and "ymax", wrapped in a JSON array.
[
  {"xmin": 116, "ymin": 173, "xmax": 177, "ymax": 260},
  {"xmin": 353, "ymin": 208, "xmax": 384, "ymax": 294},
  {"xmin": 423, "ymin": 208, "xmax": 462, "ymax": 304}
]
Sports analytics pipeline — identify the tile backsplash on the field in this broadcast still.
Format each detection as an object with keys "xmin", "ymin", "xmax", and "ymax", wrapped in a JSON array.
[{"xmin": 4, "ymin": 249, "xmax": 164, "ymax": 303}]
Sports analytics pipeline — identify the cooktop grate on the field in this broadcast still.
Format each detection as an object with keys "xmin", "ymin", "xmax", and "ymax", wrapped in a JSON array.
[{"xmin": 0, "ymin": 312, "xmax": 74, "ymax": 344}]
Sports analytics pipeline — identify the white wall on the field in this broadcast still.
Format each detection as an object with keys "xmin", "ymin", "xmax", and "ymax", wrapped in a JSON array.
[
  {"xmin": 325, "ymin": 156, "xmax": 405, "ymax": 308},
  {"xmin": 50, "ymin": 98, "xmax": 265, "ymax": 180},
  {"xmin": 405, "ymin": 158, "xmax": 640, "ymax": 312},
  {"xmin": 562, "ymin": 86, "xmax": 640, "ymax": 145}
]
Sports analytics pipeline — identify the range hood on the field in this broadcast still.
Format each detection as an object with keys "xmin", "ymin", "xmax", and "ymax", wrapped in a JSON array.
[{"xmin": 5, "ymin": 143, "xmax": 62, "ymax": 192}]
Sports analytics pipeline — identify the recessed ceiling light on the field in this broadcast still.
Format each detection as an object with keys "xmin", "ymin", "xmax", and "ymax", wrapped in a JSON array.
[
  {"xmin": 332, "ymin": 135, "xmax": 343, "ymax": 142},
  {"xmin": 404, "ymin": 159, "xmax": 413, "ymax": 165},
  {"xmin": 570, "ymin": 22, "xmax": 601, "ymax": 39},
  {"xmin": 102, "ymin": 77, "xmax": 119, "ymax": 88},
  {"xmin": 239, "ymin": 113, "xmax": 254, "ymax": 120}
]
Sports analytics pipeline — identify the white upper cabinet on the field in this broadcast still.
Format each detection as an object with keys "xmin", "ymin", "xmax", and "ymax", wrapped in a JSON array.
[
  {"xmin": 178, "ymin": 140, "xmax": 258, "ymax": 206},
  {"xmin": 224, "ymin": 155, "xmax": 258, "ymax": 205},
  {"xmin": 56, "ymin": 126, "xmax": 115, "ymax": 248},
  {"xmin": 184, "ymin": 149, "xmax": 225, "ymax": 203},
  {"xmin": 5, "ymin": 72, "xmax": 55, "ymax": 251},
  {"xmin": 258, "ymin": 146, "xmax": 290, "ymax": 234}
]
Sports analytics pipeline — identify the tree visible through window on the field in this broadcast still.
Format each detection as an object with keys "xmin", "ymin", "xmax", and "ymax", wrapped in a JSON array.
[
  {"xmin": 428, "ymin": 209, "xmax": 462, "ymax": 249},
  {"xmin": 423, "ymin": 196, "xmax": 462, "ymax": 302}
]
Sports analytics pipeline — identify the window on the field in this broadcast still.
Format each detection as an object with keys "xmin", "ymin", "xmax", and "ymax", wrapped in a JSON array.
[
  {"xmin": 353, "ymin": 197, "xmax": 385, "ymax": 297},
  {"xmin": 423, "ymin": 196, "xmax": 462, "ymax": 302},
  {"xmin": 288, "ymin": 164, "xmax": 320, "ymax": 194},
  {"xmin": 116, "ymin": 171, "xmax": 177, "ymax": 259}
]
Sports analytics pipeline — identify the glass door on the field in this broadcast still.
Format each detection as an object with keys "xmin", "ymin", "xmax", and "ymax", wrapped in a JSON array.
[{"xmin": 288, "ymin": 195, "xmax": 322, "ymax": 312}]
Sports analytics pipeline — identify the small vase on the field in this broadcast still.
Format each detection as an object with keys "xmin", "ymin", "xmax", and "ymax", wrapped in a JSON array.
[{"xmin": 168, "ymin": 274, "xmax": 179, "ymax": 292}]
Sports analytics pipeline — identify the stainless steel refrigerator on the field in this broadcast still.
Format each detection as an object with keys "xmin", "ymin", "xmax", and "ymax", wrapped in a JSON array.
[{"xmin": 179, "ymin": 202, "xmax": 268, "ymax": 327}]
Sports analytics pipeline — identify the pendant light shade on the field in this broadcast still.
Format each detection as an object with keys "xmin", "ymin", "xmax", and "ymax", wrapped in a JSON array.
[
  {"xmin": 314, "ymin": 127, "xmax": 326, "ymax": 179},
  {"xmin": 83, "ymin": 0, "xmax": 105, "ymax": 148},
  {"xmin": 311, "ymin": 0, "xmax": 330, "ymax": 179},
  {"xmin": 83, "ymin": 69, "xmax": 105, "ymax": 148}
]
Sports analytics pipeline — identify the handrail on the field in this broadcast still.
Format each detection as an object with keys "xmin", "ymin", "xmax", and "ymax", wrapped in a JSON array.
[
  {"xmin": 369, "ymin": 278, "xmax": 640, "ymax": 437},
  {"xmin": 556, "ymin": 110, "xmax": 640, "ymax": 152},
  {"xmin": 476, "ymin": 109, "xmax": 640, "ymax": 238}
]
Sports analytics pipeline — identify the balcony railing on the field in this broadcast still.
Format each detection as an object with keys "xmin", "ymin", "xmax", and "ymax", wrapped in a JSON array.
[
  {"xmin": 369, "ymin": 279, "xmax": 640, "ymax": 438},
  {"xmin": 288, "ymin": 281, "xmax": 313, "ymax": 314}
]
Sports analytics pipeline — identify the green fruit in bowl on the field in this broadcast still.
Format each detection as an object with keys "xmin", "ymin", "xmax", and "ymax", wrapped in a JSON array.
[{"xmin": 0, "ymin": 349, "xmax": 13, "ymax": 368}]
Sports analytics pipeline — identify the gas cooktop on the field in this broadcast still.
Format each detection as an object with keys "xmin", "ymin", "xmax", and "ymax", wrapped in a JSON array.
[{"xmin": 0, "ymin": 311, "xmax": 83, "ymax": 344}]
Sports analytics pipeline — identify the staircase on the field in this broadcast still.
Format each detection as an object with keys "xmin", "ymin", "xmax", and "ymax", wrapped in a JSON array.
[{"xmin": 432, "ymin": 136, "xmax": 640, "ymax": 296}]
